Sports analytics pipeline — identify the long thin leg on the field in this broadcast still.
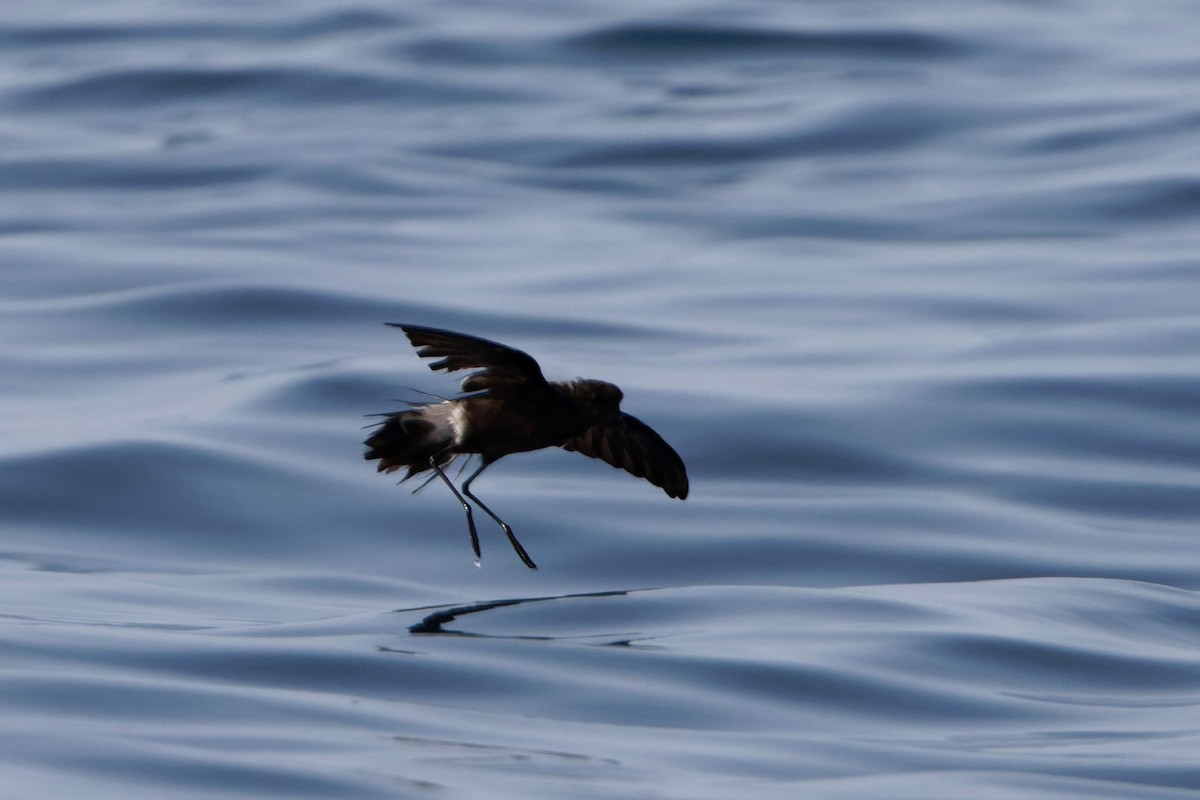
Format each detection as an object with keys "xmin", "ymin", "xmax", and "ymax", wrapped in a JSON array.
[
  {"xmin": 462, "ymin": 462, "xmax": 538, "ymax": 570},
  {"xmin": 429, "ymin": 456, "xmax": 481, "ymax": 565}
]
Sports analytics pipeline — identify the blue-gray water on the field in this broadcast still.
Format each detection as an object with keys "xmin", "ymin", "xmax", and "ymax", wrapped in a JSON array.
[{"xmin": 4, "ymin": 1, "xmax": 1200, "ymax": 797}]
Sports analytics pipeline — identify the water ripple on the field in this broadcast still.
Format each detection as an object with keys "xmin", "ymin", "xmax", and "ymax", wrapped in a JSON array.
[{"xmin": 570, "ymin": 23, "xmax": 973, "ymax": 60}]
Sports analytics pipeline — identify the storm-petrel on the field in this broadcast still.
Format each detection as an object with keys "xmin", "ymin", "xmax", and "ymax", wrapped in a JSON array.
[{"xmin": 364, "ymin": 324, "xmax": 688, "ymax": 569}]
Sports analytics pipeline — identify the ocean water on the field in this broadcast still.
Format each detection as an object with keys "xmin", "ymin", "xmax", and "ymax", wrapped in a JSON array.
[{"xmin": 3, "ymin": 0, "xmax": 1200, "ymax": 797}]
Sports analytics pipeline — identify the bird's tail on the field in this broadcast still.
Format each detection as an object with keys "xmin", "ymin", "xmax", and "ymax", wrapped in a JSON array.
[{"xmin": 364, "ymin": 404, "xmax": 458, "ymax": 480}]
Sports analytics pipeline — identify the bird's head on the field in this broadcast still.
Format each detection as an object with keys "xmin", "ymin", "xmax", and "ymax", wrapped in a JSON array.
[{"xmin": 569, "ymin": 379, "xmax": 624, "ymax": 416}]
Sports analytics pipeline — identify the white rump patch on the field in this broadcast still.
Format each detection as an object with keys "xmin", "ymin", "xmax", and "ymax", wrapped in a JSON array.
[{"xmin": 449, "ymin": 403, "xmax": 469, "ymax": 443}]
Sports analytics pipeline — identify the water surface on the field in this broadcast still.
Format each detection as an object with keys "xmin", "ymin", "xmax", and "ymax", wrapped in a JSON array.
[{"xmin": 3, "ymin": 1, "xmax": 1200, "ymax": 797}]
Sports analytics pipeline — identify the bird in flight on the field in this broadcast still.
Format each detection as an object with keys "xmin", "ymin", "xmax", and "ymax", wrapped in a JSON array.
[{"xmin": 364, "ymin": 324, "xmax": 688, "ymax": 569}]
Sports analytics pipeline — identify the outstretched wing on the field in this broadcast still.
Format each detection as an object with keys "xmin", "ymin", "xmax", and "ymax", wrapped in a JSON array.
[
  {"xmin": 564, "ymin": 413, "xmax": 689, "ymax": 499},
  {"xmin": 390, "ymin": 324, "xmax": 549, "ymax": 395}
]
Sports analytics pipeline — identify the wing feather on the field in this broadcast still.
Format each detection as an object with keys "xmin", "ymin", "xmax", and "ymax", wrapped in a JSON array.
[
  {"xmin": 564, "ymin": 413, "xmax": 688, "ymax": 499},
  {"xmin": 390, "ymin": 324, "xmax": 548, "ymax": 396}
]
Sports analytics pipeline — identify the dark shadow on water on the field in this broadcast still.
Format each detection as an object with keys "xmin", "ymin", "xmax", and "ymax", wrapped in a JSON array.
[{"xmin": 401, "ymin": 589, "xmax": 633, "ymax": 635}]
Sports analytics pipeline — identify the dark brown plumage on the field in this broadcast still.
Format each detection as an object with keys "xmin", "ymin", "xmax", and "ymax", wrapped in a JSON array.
[{"xmin": 365, "ymin": 324, "xmax": 688, "ymax": 569}]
